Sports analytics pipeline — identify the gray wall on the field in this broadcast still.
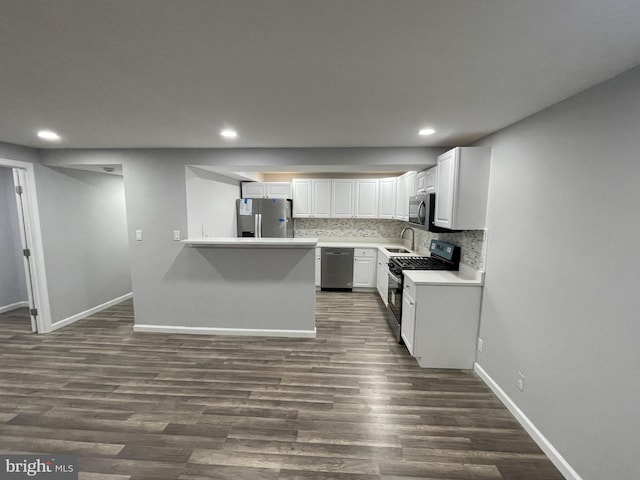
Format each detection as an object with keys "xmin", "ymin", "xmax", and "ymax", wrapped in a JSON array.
[
  {"xmin": 476, "ymin": 65, "xmax": 640, "ymax": 479},
  {"xmin": 0, "ymin": 167, "xmax": 28, "ymax": 308},
  {"xmin": 35, "ymin": 168, "xmax": 131, "ymax": 323}
]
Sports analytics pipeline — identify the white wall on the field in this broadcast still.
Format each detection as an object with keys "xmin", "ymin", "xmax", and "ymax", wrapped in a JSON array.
[
  {"xmin": 0, "ymin": 167, "xmax": 28, "ymax": 309},
  {"xmin": 35, "ymin": 167, "xmax": 132, "ymax": 323},
  {"xmin": 185, "ymin": 166, "xmax": 239, "ymax": 238},
  {"xmin": 476, "ymin": 65, "xmax": 640, "ymax": 479}
]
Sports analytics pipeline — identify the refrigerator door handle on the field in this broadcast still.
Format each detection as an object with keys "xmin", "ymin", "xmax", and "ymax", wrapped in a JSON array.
[{"xmin": 255, "ymin": 214, "xmax": 262, "ymax": 238}]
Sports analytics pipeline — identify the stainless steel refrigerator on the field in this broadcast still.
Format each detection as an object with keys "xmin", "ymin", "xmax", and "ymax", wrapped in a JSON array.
[{"xmin": 236, "ymin": 198, "xmax": 294, "ymax": 238}]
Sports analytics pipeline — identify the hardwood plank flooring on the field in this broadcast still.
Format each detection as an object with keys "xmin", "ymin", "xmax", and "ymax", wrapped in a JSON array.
[{"xmin": 0, "ymin": 295, "xmax": 564, "ymax": 479}]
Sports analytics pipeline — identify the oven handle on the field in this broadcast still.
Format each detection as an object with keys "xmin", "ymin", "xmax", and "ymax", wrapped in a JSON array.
[{"xmin": 388, "ymin": 271, "xmax": 402, "ymax": 284}]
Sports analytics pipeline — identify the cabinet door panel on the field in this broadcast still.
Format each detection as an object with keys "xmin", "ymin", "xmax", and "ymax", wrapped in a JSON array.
[
  {"xmin": 401, "ymin": 291, "xmax": 416, "ymax": 355},
  {"xmin": 312, "ymin": 180, "xmax": 332, "ymax": 217},
  {"xmin": 435, "ymin": 150, "xmax": 456, "ymax": 228},
  {"xmin": 378, "ymin": 177, "xmax": 396, "ymax": 219},
  {"xmin": 292, "ymin": 180, "xmax": 311, "ymax": 218},
  {"xmin": 331, "ymin": 180, "xmax": 355, "ymax": 218},
  {"xmin": 242, "ymin": 182, "xmax": 265, "ymax": 198},
  {"xmin": 355, "ymin": 179, "xmax": 379, "ymax": 218}
]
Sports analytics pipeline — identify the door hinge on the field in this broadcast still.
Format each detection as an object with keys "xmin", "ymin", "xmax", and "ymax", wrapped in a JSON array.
[
  {"xmin": 15, "ymin": 185, "xmax": 23, "ymax": 195},
  {"xmin": 30, "ymin": 308, "xmax": 38, "ymax": 317},
  {"xmin": 23, "ymin": 248, "xmax": 31, "ymax": 257}
]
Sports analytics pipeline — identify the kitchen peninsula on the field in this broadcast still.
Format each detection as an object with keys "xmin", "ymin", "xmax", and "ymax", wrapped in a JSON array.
[{"xmin": 133, "ymin": 238, "xmax": 318, "ymax": 337}]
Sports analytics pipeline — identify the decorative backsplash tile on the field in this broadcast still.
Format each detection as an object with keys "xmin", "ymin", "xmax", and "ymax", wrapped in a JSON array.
[
  {"xmin": 295, "ymin": 218, "xmax": 487, "ymax": 271},
  {"xmin": 294, "ymin": 218, "xmax": 406, "ymax": 239}
]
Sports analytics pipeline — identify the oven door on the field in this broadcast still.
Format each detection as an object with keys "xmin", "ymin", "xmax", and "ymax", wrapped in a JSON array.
[{"xmin": 387, "ymin": 270, "xmax": 403, "ymax": 326}]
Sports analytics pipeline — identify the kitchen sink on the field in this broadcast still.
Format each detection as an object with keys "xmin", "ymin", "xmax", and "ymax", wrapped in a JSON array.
[{"xmin": 384, "ymin": 247, "xmax": 411, "ymax": 253}]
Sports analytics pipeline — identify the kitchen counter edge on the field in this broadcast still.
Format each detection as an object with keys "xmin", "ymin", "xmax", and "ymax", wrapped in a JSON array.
[{"xmin": 182, "ymin": 238, "xmax": 318, "ymax": 248}]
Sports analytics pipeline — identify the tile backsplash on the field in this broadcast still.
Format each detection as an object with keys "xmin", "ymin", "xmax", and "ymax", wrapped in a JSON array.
[{"xmin": 294, "ymin": 218, "xmax": 487, "ymax": 271}]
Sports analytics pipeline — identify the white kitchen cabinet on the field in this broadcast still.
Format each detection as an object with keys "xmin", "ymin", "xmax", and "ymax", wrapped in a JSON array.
[
  {"xmin": 266, "ymin": 182, "xmax": 292, "ymax": 199},
  {"xmin": 406, "ymin": 171, "xmax": 417, "ymax": 198},
  {"xmin": 355, "ymin": 179, "xmax": 379, "ymax": 218},
  {"xmin": 292, "ymin": 179, "xmax": 312, "ymax": 218},
  {"xmin": 405, "ymin": 277, "xmax": 483, "ymax": 369},
  {"xmin": 315, "ymin": 247, "xmax": 321, "ymax": 287},
  {"xmin": 434, "ymin": 147, "xmax": 491, "ymax": 230},
  {"xmin": 242, "ymin": 182, "xmax": 292, "ymax": 199},
  {"xmin": 353, "ymin": 248, "xmax": 377, "ymax": 288},
  {"xmin": 376, "ymin": 250, "xmax": 390, "ymax": 305},
  {"xmin": 424, "ymin": 166, "xmax": 436, "ymax": 193},
  {"xmin": 416, "ymin": 171, "xmax": 426, "ymax": 193},
  {"xmin": 378, "ymin": 177, "xmax": 396, "ymax": 219},
  {"xmin": 394, "ymin": 171, "xmax": 415, "ymax": 221},
  {"xmin": 241, "ymin": 182, "xmax": 266, "ymax": 198},
  {"xmin": 401, "ymin": 283, "xmax": 417, "ymax": 355},
  {"xmin": 312, "ymin": 179, "xmax": 332, "ymax": 217},
  {"xmin": 331, "ymin": 180, "xmax": 355, "ymax": 218}
]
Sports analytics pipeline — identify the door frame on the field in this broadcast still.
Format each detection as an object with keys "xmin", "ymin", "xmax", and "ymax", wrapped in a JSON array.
[{"xmin": 0, "ymin": 158, "xmax": 51, "ymax": 333}]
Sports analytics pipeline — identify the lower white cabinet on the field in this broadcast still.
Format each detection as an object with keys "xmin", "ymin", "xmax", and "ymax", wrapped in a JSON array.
[
  {"xmin": 376, "ymin": 249, "xmax": 390, "ymax": 305},
  {"xmin": 315, "ymin": 248, "xmax": 321, "ymax": 287},
  {"xmin": 353, "ymin": 248, "xmax": 376, "ymax": 288},
  {"xmin": 402, "ymin": 276, "xmax": 482, "ymax": 369},
  {"xmin": 401, "ymin": 289, "xmax": 416, "ymax": 355}
]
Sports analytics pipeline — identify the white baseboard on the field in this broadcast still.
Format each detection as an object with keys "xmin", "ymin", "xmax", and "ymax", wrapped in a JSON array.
[
  {"xmin": 0, "ymin": 301, "xmax": 29, "ymax": 314},
  {"xmin": 474, "ymin": 363, "xmax": 582, "ymax": 480},
  {"xmin": 134, "ymin": 324, "xmax": 317, "ymax": 338},
  {"xmin": 49, "ymin": 292, "xmax": 133, "ymax": 332}
]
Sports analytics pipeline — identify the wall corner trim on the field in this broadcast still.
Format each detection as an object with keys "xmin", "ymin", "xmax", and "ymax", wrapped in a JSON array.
[
  {"xmin": 133, "ymin": 324, "xmax": 317, "ymax": 338},
  {"xmin": 48, "ymin": 292, "xmax": 133, "ymax": 333},
  {"xmin": 474, "ymin": 363, "xmax": 583, "ymax": 480}
]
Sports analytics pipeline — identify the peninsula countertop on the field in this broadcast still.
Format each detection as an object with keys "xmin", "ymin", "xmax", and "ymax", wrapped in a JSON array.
[{"xmin": 182, "ymin": 237, "xmax": 318, "ymax": 248}]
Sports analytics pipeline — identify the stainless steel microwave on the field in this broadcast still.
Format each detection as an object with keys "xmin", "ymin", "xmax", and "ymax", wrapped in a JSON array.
[{"xmin": 408, "ymin": 193, "xmax": 449, "ymax": 232}]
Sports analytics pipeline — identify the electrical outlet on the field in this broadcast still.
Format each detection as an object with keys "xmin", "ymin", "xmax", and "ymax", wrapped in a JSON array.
[
  {"xmin": 477, "ymin": 338, "xmax": 484, "ymax": 353},
  {"xmin": 517, "ymin": 372, "xmax": 525, "ymax": 392},
  {"xmin": 173, "ymin": 230, "xmax": 181, "ymax": 241},
  {"xmin": 135, "ymin": 229, "xmax": 143, "ymax": 241}
]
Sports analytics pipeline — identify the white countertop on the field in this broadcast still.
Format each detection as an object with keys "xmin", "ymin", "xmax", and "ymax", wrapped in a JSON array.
[
  {"xmin": 182, "ymin": 237, "xmax": 318, "ymax": 248},
  {"xmin": 404, "ymin": 264, "xmax": 484, "ymax": 286}
]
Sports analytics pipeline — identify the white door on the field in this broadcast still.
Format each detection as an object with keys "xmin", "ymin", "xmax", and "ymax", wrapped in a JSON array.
[
  {"xmin": 315, "ymin": 248, "xmax": 321, "ymax": 286},
  {"xmin": 378, "ymin": 177, "xmax": 396, "ymax": 219},
  {"xmin": 353, "ymin": 256, "xmax": 375, "ymax": 287},
  {"xmin": 355, "ymin": 179, "xmax": 378, "ymax": 218},
  {"xmin": 12, "ymin": 169, "xmax": 38, "ymax": 332},
  {"xmin": 331, "ymin": 180, "xmax": 355, "ymax": 218},
  {"xmin": 292, "ymin": 179, "xmax": 312, "ymax": 218},
  {"xmin": 312, "ymin": 179, "xmax": 332, "ymax": 217},
  {"xmin": 405, "ymin": 171, "xmax": 417, "ymax": 198},
  {"xmin": 435, "ymin": 149, "xmax": 457, "ymax": 228},
  {"xmin": 395, "ymin": 175, "xmax": 407, "ymax": 220}
]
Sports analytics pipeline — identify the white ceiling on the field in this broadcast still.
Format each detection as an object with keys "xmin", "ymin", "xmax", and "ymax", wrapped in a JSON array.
[{"xmin": 1, "ymin": 0, "xmax": 639, "ymax": 149}]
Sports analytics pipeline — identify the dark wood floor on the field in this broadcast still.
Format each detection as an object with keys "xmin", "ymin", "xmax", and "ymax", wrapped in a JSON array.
[{"xmin": 0, "ymin": 293, "xmax": 564, "ymax": 480}]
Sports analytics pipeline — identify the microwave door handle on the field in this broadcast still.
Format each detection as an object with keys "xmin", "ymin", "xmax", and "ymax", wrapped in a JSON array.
[{"xmin": 418, "ymin": 201, "xmax": 426, "ymax": 225}]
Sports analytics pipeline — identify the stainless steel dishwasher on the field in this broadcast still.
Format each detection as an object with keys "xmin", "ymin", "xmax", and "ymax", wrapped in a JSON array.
[{"xmin": 321, "ymin": 248, "xmax": 354, "ymax": 291}]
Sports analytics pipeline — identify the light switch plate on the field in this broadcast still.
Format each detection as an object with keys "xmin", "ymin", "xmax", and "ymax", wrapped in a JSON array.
[
  {"xmin": 135, "ymin": 229, "xmax": 142, "ymax": 241},
  {"xmin": 173, "ymin": 230, "xmax": 181, "ymax": 241}
]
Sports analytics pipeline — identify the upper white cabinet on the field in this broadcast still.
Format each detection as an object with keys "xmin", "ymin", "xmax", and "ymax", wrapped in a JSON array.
[
  {"xmin": 378, "ymin": 177, "xmax": 396, "ymax": 219},
  {"xmin": 434, "ymin": 147, "xmax": 491, "ymax": 230},
  {"xmin": 292, "ymin": 179, "xmax": 312, "ymax": 217},
  {"xmin": 394, "ymin": 171, "xmax": 416, "ymax": 221},
  {"xmin": 241, "ymin": 182, "xmax": 266, "ymax": 198},
  {"xmin": 312, "ymin": 179, "xmax": 332, "ymax": 217},
  {"xmin": 242, "ymin": 182, "xmax": 292, "ymax": 199},
  {"xmin": 331, "ymin": 180, "xmax": 356, "ymax": 218},
  {"xmin": 424, "ymin": 167, "xmax": 436, "ymax": 193},
  {"xmin": 355, "ymin": 179, "xmax": 379, "ymax": 218},
  {"xmin": 266, "ymin": 182, "xmax": 292, "ymax": 199}
]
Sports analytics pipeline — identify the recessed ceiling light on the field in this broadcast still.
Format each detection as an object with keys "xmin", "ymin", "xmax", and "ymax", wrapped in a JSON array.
[
  {"xmin": 220, "ymin": 129, "xmax": 238, "ymax": 139},
  {"xmin": 37, "ymin": 130, "xmax": 61, "ymax": 141},
  {"xmin": 418, "ymin": 128, "xmax": 436, "ymax": 136}
]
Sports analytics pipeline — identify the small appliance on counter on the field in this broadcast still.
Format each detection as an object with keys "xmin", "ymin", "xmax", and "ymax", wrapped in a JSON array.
[
  {"xmin": 386, "ymin": 239, "xmax": 460, "ymax": 342},
  {"xmin": 236, "ymin": 198, "xmax": 293, "ymax": 238}
]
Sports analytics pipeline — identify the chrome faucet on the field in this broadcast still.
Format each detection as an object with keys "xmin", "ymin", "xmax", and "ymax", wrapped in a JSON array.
[{"xmin": 400, "ymin": 227, "xmax": 415, "ymax": 251}]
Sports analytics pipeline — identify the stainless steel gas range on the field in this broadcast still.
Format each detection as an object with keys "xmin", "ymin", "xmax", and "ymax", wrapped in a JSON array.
[{"xmin": 386, "ymin": 239, "xmax": 461, "ymax": 342}]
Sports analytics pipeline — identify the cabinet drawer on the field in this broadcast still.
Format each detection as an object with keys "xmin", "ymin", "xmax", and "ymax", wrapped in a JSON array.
[
  {"xmin": 404, "ymin": 277, "xmax": 416, "ymax": 296},
  {"xmin": 354, "ymin": 248, "xmax": 376, "ymax": 258}
]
